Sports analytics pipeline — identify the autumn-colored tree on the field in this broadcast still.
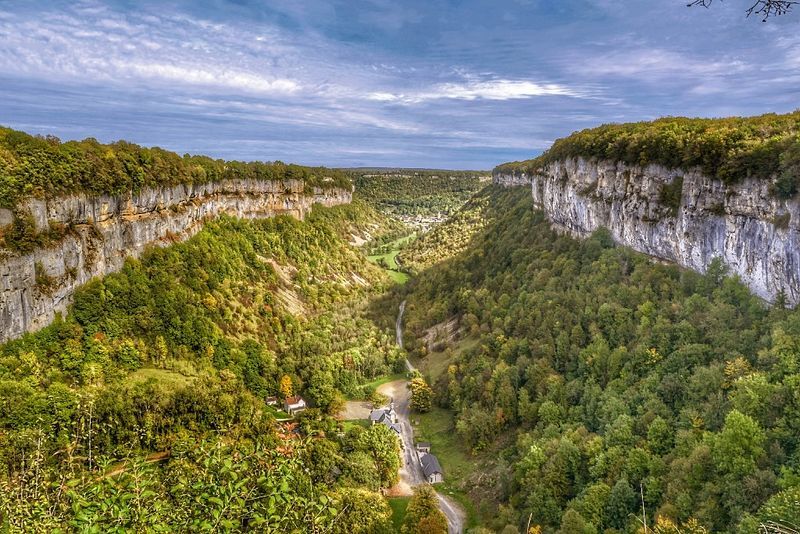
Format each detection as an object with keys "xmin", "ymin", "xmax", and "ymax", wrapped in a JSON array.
[
  {"xmin": 280, "ymin": 374, "xmax": 294, "ymax": 399},
  {"xmin": 402, "ymin": 485, "xmax": 447, "ymax": 534},
  {"xmin": 409, "ymin": 375, "xmax": 433, "ymax": 413}
]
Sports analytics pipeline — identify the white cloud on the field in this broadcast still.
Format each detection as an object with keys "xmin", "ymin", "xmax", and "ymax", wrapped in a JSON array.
[
  {"xmin": 0, "ymin": 7, "xmax": 303, "ymax": 97},
  {"xmin": 573, "ymin": 48, "xmax": 747, "ymax": 79},
  {"xmin": 122, "ymin": 62, "xmax": 300, "ymax": 94},
  {"xmin": 367, "ymin": 78, "xmax": 581, "ymax": 104}
]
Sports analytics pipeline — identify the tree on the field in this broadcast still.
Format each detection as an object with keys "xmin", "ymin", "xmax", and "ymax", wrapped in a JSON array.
[
  {"xmin": 410, "ymin": 375, "xmax": 433, "ymax": 413},
  {"xmin": 756, "ymin": 486, "xmax": 800, "ymax": 526},
  {"xmin": 711, "ymin": 410, "xmax": 765, "ymax": 479},
  {"xmin": 687, "ymin": 0, "xmax": 797, "ymax": 21},
  {"xmin": 280, "ymin": 374, "xmax": 294, "ymax": 399},
  {"xmin": 330, "ymin": 488, "xmax": 393, "ymax": 534},
  {"xmin": 558, "ymin": 509, "xmax": 596, "ymax": 534},
  {"xmin": 402, "ymin": 485, "xmax": 447, "ymax": 534},
  {"xmin": 605, "ymin": 478, "xmax": 636, "ymax": 530},
  {"xmin": 354, "ymin": 425, "xmax": 401, "ymax": 487},
  {"xmin": 647, "ymin": 416, "xmax": 674, "ymax": 456}
]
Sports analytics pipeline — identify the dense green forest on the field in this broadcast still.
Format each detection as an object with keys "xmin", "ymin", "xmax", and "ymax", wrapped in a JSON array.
[
  {"xmin": 0, "ymin": 126, "xmax": 351, "ymax": 209},
  {"xmin": 496, "ymin": 111, "xmax": 800, "ymax": 198},
  {"xmin": 399, "ymin": 186, "xmax": 800, "ymax": 533},
  {"xmin": 354, "ymin": 170, "xmax": 487, "ymax": 219},
  {"xmin": 5, "ymin": 141, "xmax": 800, "ymax": 532},
  {"xmin": 0, "ymin": 200, "xmax": 406, "ymax": 531},
  {"xmin": 397, "ymin": 193, "xmax": 488, "ymax": 274}
]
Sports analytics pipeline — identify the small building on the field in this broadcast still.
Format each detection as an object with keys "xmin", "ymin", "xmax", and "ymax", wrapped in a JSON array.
[
  {"xmin": 369, "ymin": 406, "xmax": 397, "ymax": 426},
  {"xmin": 416, "ymin": 442, "xmax": 431, "ymax": 454},
  {"xmin": 266, "ymin": 396, "xmax": 279, "ymax": 407},
  {"xmin": 283, "ymin": 396, "xmax": 307, "ymax": 415},
  {"xmin": 420, "ymin": 453, "xmax": 443, "ymax": 484}
]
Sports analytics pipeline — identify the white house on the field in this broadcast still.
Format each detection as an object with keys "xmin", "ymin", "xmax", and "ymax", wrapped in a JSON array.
[{"xmin": 283, "ymin": 396, "xmax": 307, "ymax": 415}]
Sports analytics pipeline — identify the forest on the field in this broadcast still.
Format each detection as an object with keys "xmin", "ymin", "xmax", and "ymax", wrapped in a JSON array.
[
  {"xmin": 0, "ymin": 126, "xmax": 351, "ymax": 209},
  {"xmin": 399, "ymin": 186, "xmax": 800, "ymax": 533},
  {"xmin": 496, "ymin": 110, "xmax": 800, "ymax": 198},
  {"xmin": 4, "ymin": 148, "xmax": 800, "ymax": 532},
  {"xmin": 353, "ymin": 170, "xmax": 487, "ymax": 219},
  {"xmin": 0, "ymin": 200, "xmax": 407, "ymax": 531}
]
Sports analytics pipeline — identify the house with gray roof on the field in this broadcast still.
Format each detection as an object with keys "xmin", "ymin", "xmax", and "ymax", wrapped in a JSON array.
[
  {"xmin": 419, "ymin": 453, "xmax": 443, "ymax": 484},
  {"xmin": 369, "ymin": 404, "xmax": 397, "ymax": 426}
]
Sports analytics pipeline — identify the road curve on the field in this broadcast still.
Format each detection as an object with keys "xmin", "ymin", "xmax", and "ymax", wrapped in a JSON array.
[{"xmin": 389, "ymin": 300, "xmax": 465, "ymax": 534}]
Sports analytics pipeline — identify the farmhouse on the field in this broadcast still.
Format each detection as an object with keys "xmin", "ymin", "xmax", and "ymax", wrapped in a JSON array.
[
  {"xmin": 283, "ymin": 396, "xmax": 307, "ymax": 415},
  {"xmin": 369, "ymin": 404, "xmax": 397, "ymax": 426},
  {"xmin": 368, "ymin": 404, "xmax": 402, "ymax": 436},
  {"xmin": 420, "ymin": 453, "xmax": 443, "ymax": 484}
]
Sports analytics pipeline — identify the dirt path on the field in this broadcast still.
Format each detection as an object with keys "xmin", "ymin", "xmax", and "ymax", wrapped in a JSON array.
[
  {"xmin": 383, "ymin": 300, "xmax": 466, "ymax": 534},
  {"xmin": 337, "ymin": 400, "xmax": 372, "ymax": 420}
]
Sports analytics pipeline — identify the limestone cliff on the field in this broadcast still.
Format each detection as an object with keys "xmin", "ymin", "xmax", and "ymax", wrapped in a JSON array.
[
  {"xmin": 0, "ymin": 179, "xmax": 352, "ymax": 342},
  {"xmin": 494, "ymin": 157, "xmax": 800, "ymax": 305}
]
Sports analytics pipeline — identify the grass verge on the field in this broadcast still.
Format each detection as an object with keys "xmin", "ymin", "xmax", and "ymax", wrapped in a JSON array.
[
  {"xmin": 412, "ymin": 407, "xmax": 479, "ymax": 529},
  {"xmin": 388, "ymin": 496, "xmax": 411, "ymax": 531}
]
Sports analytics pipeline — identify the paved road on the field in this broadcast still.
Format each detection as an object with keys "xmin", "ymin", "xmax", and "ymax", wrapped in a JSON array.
[
  {"xmin": 385, "ymin": 300, "xmax": 465, "ymax": 534},
  {"xmin": 396, "ymin": 300, "xmax": 406, "ymax": 349}
]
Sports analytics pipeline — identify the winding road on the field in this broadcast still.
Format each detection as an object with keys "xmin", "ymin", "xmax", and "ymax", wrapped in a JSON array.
[{"xmin": 381, "ymin": 300, "xmax": 465, "ymax": 534}]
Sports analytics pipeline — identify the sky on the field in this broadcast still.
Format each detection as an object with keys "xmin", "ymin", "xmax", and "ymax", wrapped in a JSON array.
[{"xmin": 0, "ymin": 1, "xmax": 798, "ymax": 169}]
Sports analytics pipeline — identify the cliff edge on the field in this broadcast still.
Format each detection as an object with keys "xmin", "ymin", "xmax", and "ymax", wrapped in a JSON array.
[
  {"xmin": 0, "ymin": 179, "xmax": 352, "ymax": 342},
  {"xmin": 493, "ymin": 157, "xmax": 799, "ymax": 305}
]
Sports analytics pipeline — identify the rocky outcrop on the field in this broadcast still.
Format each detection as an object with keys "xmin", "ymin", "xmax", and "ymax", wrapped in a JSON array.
[
  {"xmin": 494, "ymin": 157, "xmax": 800, "ymax": 305},
  {"xmin": 0, "ymin": 180, "xmax": 352, "ymax": 342},
  {"xmin": 492, "ymin": 172, "xmax": 531, "ymax": 188}
]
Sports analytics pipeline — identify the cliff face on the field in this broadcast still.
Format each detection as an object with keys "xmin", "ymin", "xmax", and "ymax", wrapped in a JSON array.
[
  {"xmin": 494, "ymin": 157, "xmax": 800, "ymax": 305},
  {"xmin": 0, "ymin": 179, "xmax": 352, "ymax": 342}
]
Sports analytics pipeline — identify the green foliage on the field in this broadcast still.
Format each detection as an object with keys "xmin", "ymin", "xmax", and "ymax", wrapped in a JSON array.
[
  {"xmin": 398, "ymin": 193, "xmax": 489, "ymax": 273},
  {"xmin": 0, "ymin": 201, "xmax": 404, "ymax": 529},
  {"xmin": 329, "ymin": 487, "xmax": 394, "ymax": 534},
  {"xmin": 352, "ymin": 424, "xmax": 402, "ymax": 488},
  {"xmin": 33, "ymin": 261, "xmax": 56, "ymax": 295},
  {"xmin": 497, "ymin": 111, "xmax": 800, "ymax": 195},
  {"xmin": 659, "ymin": 176, "xmax": 684, "ymax": 215},
  {"xmin": 401, "ymin": 186, "xmax": 800, "ymax": 532},
  {"xmin": 0, "ymin": 125, "xmax": 351, "ymax": 209},
  {"xmin": 0, "ymin": 436, "xmax": 391, "ymax": 532},
  {"xmin": 710, "ymin": 410, "xmax": 765, "ymax": 479},
  {"xmin": 756, "ymin": 486, "xmax": 800, "ymax": 527},
  {"xmin": 354, "ymin": 170, "xmax": 486, "ymax": 219},
  {"xmin": 409, "ymin": 374, "xmax": 434, "ymax": 413},
  {"xmin": 402, "ymin": 484, "xmax": 448, "ymax": 534}
]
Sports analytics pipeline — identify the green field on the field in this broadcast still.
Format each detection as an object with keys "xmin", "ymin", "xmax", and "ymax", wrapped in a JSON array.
[
  {"xmin": 367, "ymin": 234, "xmax": 415, "ymax": 284},
  {"xmin": 265, "ymin": 405, "xmax": 291, "ymax": 420},
  {"xmin": 387, "ymin": 496, "xmax": 411, "ymax": 531},
  {"xmin": 341, "ymin": 419, "xmax": 371, "ymax": 432},
  {"xmin": 128, "ymin": 367, "xmax": 197, "ymax": 387}
]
